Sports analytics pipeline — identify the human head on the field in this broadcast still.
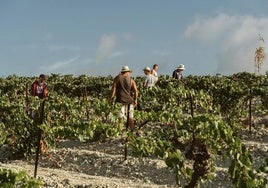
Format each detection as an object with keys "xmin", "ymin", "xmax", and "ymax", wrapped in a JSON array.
[
  {"xmin": 39, "ymin": 74, "xmax": 46, "ymax": 82},
  {"xmin": 143, "ymin": 67, "xmax": 151, "ymax": 75},
  {"xmin": 153, "ymin": 64, "xmax": 158, "ymax": 70},
  {"xmin": 121, "ymin": 66, "xmax": 132, "ymax": 74},
  {"xmin": 177, "ymin": 64, "xmax": 185, "ymax": 71}
]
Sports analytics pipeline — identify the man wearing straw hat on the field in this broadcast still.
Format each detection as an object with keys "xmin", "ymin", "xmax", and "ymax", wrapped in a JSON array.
[
  {"xmin": 172, "ymin": 64, "xmax": 185, "ymax": 80},
  {"xmin": 109, "ymin": 66, "xmax": 139, "ymax": 130}
]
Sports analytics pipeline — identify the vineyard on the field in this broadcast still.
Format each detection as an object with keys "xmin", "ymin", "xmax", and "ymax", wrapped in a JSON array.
[{"xmin": 0, "ymin": 72, "xmax": 268, "ymax": 187}]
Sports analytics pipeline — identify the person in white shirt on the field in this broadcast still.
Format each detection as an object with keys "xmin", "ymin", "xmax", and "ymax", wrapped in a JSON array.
[
  {"xmin": 151, "ymin": 64, "xmax": 159, "ymax": 82},
  {"xmin": 143, "ymin": 67, "xmax": 157, "ymax": 88}
]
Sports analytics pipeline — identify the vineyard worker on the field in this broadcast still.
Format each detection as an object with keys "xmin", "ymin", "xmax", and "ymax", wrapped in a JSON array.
[
  {"xmin": 31, "ymin": 74, "xmax": 48, "ymax": 99},
  {"xmin": 109, "ymin": 66, "xmax": 139, "ymax": 130},
  {"xmin": 172, "ymin": 64, "xmax": 185, "ymax": 80},
  {"xmin": 151, "ymin": 64, "xmax": 159, "ymax": 82},
  {"xmin": 143, "ymin": 67, "xmax": 157, "ymax": 88}
]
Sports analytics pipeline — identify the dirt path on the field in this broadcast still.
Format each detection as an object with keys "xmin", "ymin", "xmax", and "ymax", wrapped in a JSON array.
[
  {"xmin": 1, "ymin": 139, "xmax": 178, "ymax": 188},
  {"xmin": 0, "ymin": 127, "xmax": 267, "ymax": 188}
]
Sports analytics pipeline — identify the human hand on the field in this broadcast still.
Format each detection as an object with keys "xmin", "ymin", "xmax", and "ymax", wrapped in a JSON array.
[{"xmin": 133, "ymin": 99, "xmax": 138, "ymax": 107}]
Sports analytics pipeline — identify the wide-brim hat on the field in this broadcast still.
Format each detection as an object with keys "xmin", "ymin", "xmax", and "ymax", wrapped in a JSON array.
[
  {"xmin": 177, "ymin": 64, "xmax": 185, "ymax": 70},
  {"xmin": 143, "ymin": 67, "xmax": 151, "ymax": 71},
  {"xmin": 121, "ymin": 65, "xmax": 132, "ymax": 73}
]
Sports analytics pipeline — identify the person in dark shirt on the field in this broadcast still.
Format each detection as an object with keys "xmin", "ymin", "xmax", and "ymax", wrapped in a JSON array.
[
  {"xmin": 172, "ymin": 64, "xmax": 185, "ymax": 80},
  {"xmin": 109, "ymin": 66, "xmax": 138, "ymax": 130}
]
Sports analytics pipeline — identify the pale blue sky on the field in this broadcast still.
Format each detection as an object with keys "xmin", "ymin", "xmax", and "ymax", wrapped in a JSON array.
[{"xmin": 1, "ymin": 0, "xmax": 268, "ymax": 77}]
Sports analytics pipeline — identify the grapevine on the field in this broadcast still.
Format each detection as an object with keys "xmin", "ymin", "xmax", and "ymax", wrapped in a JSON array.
[{"xmin": 0, "ymin": 73, "xmax": 267, "ymax": 187}]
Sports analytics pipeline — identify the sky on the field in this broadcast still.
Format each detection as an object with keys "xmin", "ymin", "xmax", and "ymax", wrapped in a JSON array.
[{"xmin": 1, "ymin": 0, "xmax": 268, "ymax": 77}]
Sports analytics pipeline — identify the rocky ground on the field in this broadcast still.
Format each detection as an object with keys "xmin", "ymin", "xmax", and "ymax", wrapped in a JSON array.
[{"xmin": 0, "ymin": 125, "xmax": 267, "ymax": 188}]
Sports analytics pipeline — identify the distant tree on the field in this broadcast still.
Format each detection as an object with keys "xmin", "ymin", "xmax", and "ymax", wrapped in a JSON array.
[{"xmin": 254, "ymin": 34, "xmax": 265, "ymax": 74}]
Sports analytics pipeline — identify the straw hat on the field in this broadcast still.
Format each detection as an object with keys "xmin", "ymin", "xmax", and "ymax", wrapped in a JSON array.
[
  {"xmin": 177, "ymin": 64, "xmax": 185, "ymax": 70},
  {"xmin": 121, "ymin": 66, "xmax": 132, "ymax": 73},
  {"xmin": 143, "ymin": 67, "xmax": 151, "ymax": 71}
]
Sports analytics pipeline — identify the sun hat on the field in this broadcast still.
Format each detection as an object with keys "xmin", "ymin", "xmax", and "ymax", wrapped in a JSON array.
[
  {"xmin": 143, "ymin": 67, "xmax": 151, "ymax": 71},
  {"xmin": 121, "ymin": 66, "xmax": 132, "ymax": 73},
  {"xmin": 177, "ymin": 64, "xmax": 185, "ymax": 70}
]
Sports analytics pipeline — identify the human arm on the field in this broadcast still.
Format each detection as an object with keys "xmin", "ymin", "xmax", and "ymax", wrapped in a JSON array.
[
  {"xmin": 151, "ymin": 69, "xmax": 155, "ymax": 76},
  {"xmin": 109, "ymin": 79, "xmax": 117, "ymax": 105},
  {"xmin": 43, "ymin": 85, "xmax": 48, "ymax": 99},
  {"xmin": 172, "ymin": 70, "xmax": 176, "ymax": 79},
  {"xmin": 143, "ymin": 77, "xmax": 148, "ymax": 88},
  {"xmin": 131, "ymin": 79, "xmax": 138, "ymax": 106},
  {"xmin": 31, "ymin": 83, "xmax": 36, "ymax": 96}
]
